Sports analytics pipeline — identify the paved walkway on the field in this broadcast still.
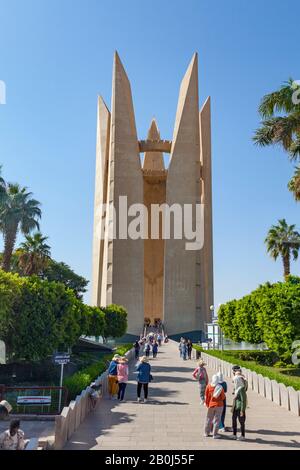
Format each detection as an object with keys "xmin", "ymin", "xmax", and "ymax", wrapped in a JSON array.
[{"xmin": 65, "ymin": 341, "xmax": 300, "ymax": 450}]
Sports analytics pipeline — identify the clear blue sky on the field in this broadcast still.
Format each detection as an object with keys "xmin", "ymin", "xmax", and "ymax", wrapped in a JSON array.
[{"xmin": 1, "ymin": 0, "xmax": 300, "ymax": 308}]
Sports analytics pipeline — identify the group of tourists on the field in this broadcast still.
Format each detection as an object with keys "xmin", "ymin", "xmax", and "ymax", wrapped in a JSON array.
[
  {"xmin": 134, "ymin": 332, "xmax": 164, "ymax": 360},
  {"xmin": 178, "ymin": 337, "xmax": 193, "ymax": 360},
  {"xmin": 107, "ymin": 337, "xmax": 248, "ymax": 441},
  {"xmin": 107, "ymin": 339, "xmax": 157, "ymax": 403},
  {"xmin": 107, "ymin": 354, "xmax": 153, "ymax": 403},
  {"xmin": 193, "ymin": 361, "xmax": 248, "ymax": 440},
  {"xmin": 107, "ymin": 354, "xmax": 130, "ymax": 401}
]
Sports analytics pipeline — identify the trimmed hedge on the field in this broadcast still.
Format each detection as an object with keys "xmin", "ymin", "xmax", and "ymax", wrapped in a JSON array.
[
  {"xmin": 218, "ymin": 277, "xmax": 300, "ymax": 360},
  {"xmin": 0, "ymin": 270, "xmax": 128, "ymax": 361},
  {"xmin": 194, "ymin": 346, "xmax": 300, "ymax": 391},
  {"xmin": 64, "ymin": 344, "xmax": 133, "ymax": 401}
]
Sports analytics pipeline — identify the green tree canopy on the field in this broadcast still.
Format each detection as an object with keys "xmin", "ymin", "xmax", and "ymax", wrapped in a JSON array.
[
  {"xmin": 102, "ymin": 304, "xmax": 128, "ymax": 340},
  {"xmin": 0, "ymin": 269, "xmax": 127, "ymax": 361},
  {"xmin": 0, "ymin": 270, "xmax": 23, "ymax": 355},
  {"xmin": 41, "ymin": 260, "xmax": 88, "ymax": 299},
  {"xmin": 218, "ymin": 300, "xmax": 240, "ymax": 342},
  {"xmin": 9, "ymin": 276, "xmax": 86, "ymax": 361},
  {"xmin": 83, "ymin": 307, "xmax": 106, "ymax": 337},
  {"xmin": 218, "ymin": 278, "xmax": 300, "ymax": 360}
]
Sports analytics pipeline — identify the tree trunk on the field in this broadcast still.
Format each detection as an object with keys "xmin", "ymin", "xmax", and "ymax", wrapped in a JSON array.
[
  {"xmin": 282, "ymin": 252, "xmax": 291, "ymax": 280},
  {"xmin": 2, "ymin": 227, "xmax": 17, "ymax": 272}
]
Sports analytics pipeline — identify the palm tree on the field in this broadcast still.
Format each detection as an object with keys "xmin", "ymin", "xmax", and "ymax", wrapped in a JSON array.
[
  {"xmin": 0, "ymin": 165, "xmax": 6, "ymax": 201},
  {"xmin": 17, "ymin": 232, "xmax": 51, "ymax": 276},
  {"xmin": 288, "ymin": 166, "xmax": 300, "ymax": 201},
  {"xmin": 253, "ymin": 79, "xmax": 300, "ymax": 160},
  {"xmin": 265, "ymin": 219, "xmax": 300, "ymax": 279},
  {"xmin": 0, "ymin": 183, "xmax": 41, "ymax": 271}
]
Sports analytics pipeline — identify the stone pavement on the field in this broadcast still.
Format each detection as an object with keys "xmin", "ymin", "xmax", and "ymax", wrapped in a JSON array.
[{"xmin": 65, "ymin": 341, "xmax": 300, "ymax": 450}]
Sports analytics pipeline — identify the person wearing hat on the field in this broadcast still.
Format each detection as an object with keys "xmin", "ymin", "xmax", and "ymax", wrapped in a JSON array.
[
  {"xmin": 204, "ymin": 374, "xmax": 226, "ymax": 439},
  {"xmin": 0, "ymin": 419, "xmax": 26, "ymax": 450},
  {"xmin": 107, "ymin": 354, "xmax": 120, "ymax": 399},
  {"xmin": 0, "ymin": 400, "xmax": 12, "ymax": 420},
  {"xmin": 192, "ymin": 360, "xmax": 209, "ymax": 405},
  {"xmin": 136, "ymin": 356, "xmax": 152, "ymax": 403},
  {"xmin": 117, "ymin": 357, "xmax": 129, "ymax": 401}
]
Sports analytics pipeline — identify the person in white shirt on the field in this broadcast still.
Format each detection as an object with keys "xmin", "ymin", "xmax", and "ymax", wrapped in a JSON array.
[{"xmin": 0, "ymin": 420, "xmax": 26, "ymax": 450}]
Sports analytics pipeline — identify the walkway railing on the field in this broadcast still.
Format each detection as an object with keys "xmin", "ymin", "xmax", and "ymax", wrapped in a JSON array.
[
  {"xmin": 198, "ymin": 350, "xmax": 300, "ymax": 417},
  {"xmin": 54, "ymin": 347, "xmax": 135, "ymax": 450}
]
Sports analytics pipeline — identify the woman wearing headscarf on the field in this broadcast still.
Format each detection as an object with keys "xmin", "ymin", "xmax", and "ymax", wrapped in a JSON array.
[
  {"xmin": 181, "ymin": 340, "xmax": 188, "ymax": 361},
  {"xmin": 216, "ymin": 371, "xmax": 227, "ymax": 432},
  {"xmin": 192, "ymin": 360, "xmax": 209, "ymax": 405},
  {"xmin": 204, "ymin": 374, "xmax": 225, "ymax": 439},
  {"xmin": 231, "ymin": 374, "xmax": 247, "ymax": 440}
]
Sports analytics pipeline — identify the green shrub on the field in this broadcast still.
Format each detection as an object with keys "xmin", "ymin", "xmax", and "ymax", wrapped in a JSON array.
[
  {"xmin": 218, "ymin": 300, "xmax": 241, "ymax": 342},
  {"xmin": 0, "ymin": 269, "xmax": 129, "ymax": 362},
  {"xmin": 218, "ymin": 278, "xmax": 300, "ymax": 360},
  {"xmin": 11, "ymin": 276, "xmax": 84, "ymax": 360},
  {"xmin": 102, "ymin": 305, "xmax": 127, "ymax": 339},
  {"xmin": 237, "ymin": 350, "xmax": 279, "ymax": 366}
]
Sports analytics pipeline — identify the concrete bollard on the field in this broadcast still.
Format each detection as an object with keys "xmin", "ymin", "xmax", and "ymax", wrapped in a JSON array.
[
  {"xmin": 258, "ymin": 374, "xmax": 266, "ymax": 397},
  {"xmin": 279, "ymin": 383, "xmax": 290, "ymax": 411},
  {"xmin": 287, "ymin": 387, "xmax": 300, "ymax": 416},
  {"xmin": 74, "ymin": 395, "xmax": 82, "ymax": 430},
  {"xmin": 54, "ymin": 407, "xmax": 70, "ymax": 450},
  {"xmin": 264, "ymin": 377, "xmax": 273, "ymax": 401},
  {"xmin": 271, "ymin": 380, "xmax": 281, "ymax": 406},
  {"xmin": 252, "ymin": 372, "xmax": 259, "ymax": 393},
  {"xmin": 67, "ymin": 402, "xmax": 76, "ymax": 439}
]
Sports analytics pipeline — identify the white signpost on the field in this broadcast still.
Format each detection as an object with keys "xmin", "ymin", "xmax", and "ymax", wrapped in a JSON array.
[{"xmin": 54, "ymin": 353, "xmax": 70, "ymax": 412}]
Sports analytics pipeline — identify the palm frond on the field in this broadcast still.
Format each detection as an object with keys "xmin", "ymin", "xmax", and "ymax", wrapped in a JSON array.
[{"xmin": 258, "ymin": 79, "xmax": 297, "ymax": 118}]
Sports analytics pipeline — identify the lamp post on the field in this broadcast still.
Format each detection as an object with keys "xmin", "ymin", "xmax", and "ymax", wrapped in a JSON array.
[{"xmin": 210, "ymin": 305, "xmax": 216, "ymax": 349}]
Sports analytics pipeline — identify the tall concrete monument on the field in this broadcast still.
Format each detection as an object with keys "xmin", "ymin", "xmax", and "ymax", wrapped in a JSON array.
[{"xmin": 92, "ymin": 52, "xmax": 213, "ymax": 340}]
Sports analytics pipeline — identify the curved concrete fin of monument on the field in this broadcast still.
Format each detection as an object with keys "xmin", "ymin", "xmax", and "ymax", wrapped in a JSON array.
[
  {"xmin": 170, "ymin": 52, "xmax": 200, "ymax": 168},
  {"xmin": 96, "ymin": 95, "xmax": 111, "ymax": 181},
  {"xmin": 97, "ymin": 95, "xmax": 110, "ymax": 114},
  {"xmin": 111, "ymin": 50, "xmax": 141, "ymax": 169},
  {"xmin": 91, "ymin": 95, "xmax": 111, "ymax": 307},
  {"xmin": 143, "ymin": 118, "xmax": 165, "ymax": 171},
  {"xmin": 200, "ymin": 95, "xmax": 211, "ymax": 167}
]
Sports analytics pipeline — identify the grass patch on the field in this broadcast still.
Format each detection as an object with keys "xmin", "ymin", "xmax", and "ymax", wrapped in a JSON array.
[{"xmin": 194, "ymin": 346, "xmax": 300, "ymax": 391}]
